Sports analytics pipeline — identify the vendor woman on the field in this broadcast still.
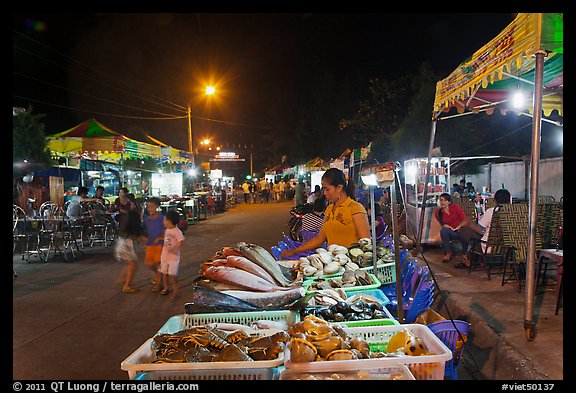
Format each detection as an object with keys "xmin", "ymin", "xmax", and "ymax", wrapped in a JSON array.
[{"xmin": 280, "ymin": 168, "xmax": 370, "ymax": 259}]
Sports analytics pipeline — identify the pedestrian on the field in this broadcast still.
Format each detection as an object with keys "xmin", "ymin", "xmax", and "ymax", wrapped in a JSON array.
[
  {"xmin": 259, "ymin": 177, "xmax": 269, "ymax": 203},
  {"xmin": 114, "ymin": 209, "xmax": 146, "ymax": 293},
  {"xmin": 242, "ymin": 181, "xmax": 251, "ymax": 204},
  {"xmin": 111, "ymin": 187, "xmax": 135, "ymax": 227},
  {"xmin": 294, "ymin": 180, "xmax": 306, "ymax": 206},
  {"xmin": 433, "ymin": 192, "xmax": 470, "ymax": 265},
  {"xmin": 249, "ymin": 181, "xmax": 256, "ymax": 204},
  {"xmin": 279, "ymin": 179, "xmax": 286, "ymax": 200},
  {"xmin": 281, "ymin": 168, "xmax": 370, "ymax": 258},
  {"xmin": 273, "ymin": 181, "xmax": 281, "ymax": 203},
  {"xmin": 307, "ymin": 185, "xmax": 322, "ymax": 204},
  {"xmin": 143, "ymin": 197, "xmax": 164, "ymax": 291},
  {"xmin": 159, "ymin": 210, "xmax": 185, "ymax": 298}
]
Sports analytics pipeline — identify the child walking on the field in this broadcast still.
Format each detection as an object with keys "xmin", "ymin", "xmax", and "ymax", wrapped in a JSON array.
[
  {"xmin": 159, "ymin": 210, "xmax": 185, "ymax": 298},
  {"xmin": 114, "ymin": 209, "xmax": 146, "ymax": 293},
  {"xmin": 143, "ymin": 197, "xmax": 164, "ymax": 291}
]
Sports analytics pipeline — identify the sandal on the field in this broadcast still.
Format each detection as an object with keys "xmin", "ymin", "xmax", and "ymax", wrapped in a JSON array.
[
  {"xmin": 160, "ymin": 289, "xmax": 170, "ymax": 296},
  {"xmin": 122, "ymin": 287, "xmax": 139, "ymax": 293}
]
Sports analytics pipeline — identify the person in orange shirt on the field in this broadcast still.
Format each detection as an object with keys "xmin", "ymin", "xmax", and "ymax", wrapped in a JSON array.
[{"xmin": 280, "ymin": 168, "xmax": 370, "ymax": 258}]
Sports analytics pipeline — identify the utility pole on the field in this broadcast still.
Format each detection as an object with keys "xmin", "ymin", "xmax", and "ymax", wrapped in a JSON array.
[
  {"xmin": 187, "ymin": 105, "xmax": 195, "ymax": 167},
  {"xmin": 250, "ymin": 144, "xmax": 253, "ymax": 176}
]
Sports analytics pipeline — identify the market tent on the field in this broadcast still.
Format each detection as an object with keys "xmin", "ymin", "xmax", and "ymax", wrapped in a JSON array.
[
  {"xmin": 422, "ymin": 13, "xmax": 563, "ymax": 342},
  {"xmin": 47, "ymin": 118, "xmax": 170, "ymax": 163},
  {"xmin": 433, "ymin": 13, "xmax": 563, "ymax": 118}
]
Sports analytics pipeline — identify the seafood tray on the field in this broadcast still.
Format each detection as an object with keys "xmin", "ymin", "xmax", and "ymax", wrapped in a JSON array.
[
  {"xmin": 133, "ymin": 368, "xmax": 281, "ymax": 380},
  {"xmin": 302, "ymin": 273, "xmax": 382, "ymax": 294},
  {"xmin": 279, "ymin": 364, "xmax": 415, "ymax": 380},
  {"xmin": 158, "ymin": 310, "xmax": 300, "ymax": 334},
  {"xmin": 360, "ymin": 261, "xmax": 396, "ymax": 285},
  {"xmin": 284, "ymin": 324, "xmax": 452, "ymax": 380}
]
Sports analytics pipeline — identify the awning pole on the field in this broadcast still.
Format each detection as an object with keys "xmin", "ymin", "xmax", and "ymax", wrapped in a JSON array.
[
  {"xmin": 390, "ymin": 166, "xmax": 404, "ymax": 323},
  {"xmin": 416, "ymin": 118, "xmax": 438, "ymax": 249},
  {"xmin": 524, "ymin": 50, "xmax": 547, "ymax": 342}
]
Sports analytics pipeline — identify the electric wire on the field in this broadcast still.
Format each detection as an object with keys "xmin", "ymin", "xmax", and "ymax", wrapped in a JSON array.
[
  {"xmin": 13, "ymin": 95, "xmax": 187, "ymax": 121},
  {"xmin": 14, "ymin": 30, "xmax": 188, "ymax": 112},
  {"xmin": 13, "ymin": 43, "xmax": 187, "ymax": 116},
  {"xmin": 14, "ymin": 71, "xmax": 186, "ymax": 118}
]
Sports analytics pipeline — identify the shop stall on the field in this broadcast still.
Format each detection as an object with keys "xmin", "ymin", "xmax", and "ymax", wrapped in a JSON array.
[{"xmin": 403, "ymin": 157, "xmax": 451, "ymax": 245}]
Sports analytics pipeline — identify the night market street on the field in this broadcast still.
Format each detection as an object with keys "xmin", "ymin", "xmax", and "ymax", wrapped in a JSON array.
[{"xmin": 13, "ymin": 200, "xmax": 562, "ymax": 381}]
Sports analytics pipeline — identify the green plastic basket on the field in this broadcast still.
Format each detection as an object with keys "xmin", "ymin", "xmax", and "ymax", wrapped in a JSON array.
[
  {"xmin": 360, "ymin": 261, "xmax": 396, "ymax": 285},
  {"xmin": 335, "ymin": 318, "xmax": 399, "ymax": 328},
  {"xmin": 302, "ymin": 273, "xmax": 381, "ymax": 295}
]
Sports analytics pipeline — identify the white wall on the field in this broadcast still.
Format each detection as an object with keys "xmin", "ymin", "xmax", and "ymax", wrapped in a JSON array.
[{"xmin": 458, "ymin": 157, "xmax": 563, "ymax": 201}]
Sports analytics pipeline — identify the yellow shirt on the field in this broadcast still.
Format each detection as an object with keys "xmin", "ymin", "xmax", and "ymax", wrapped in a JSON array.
[{"xmin": 320, "ymin": 197, "xmax": 367, "ymax": 247}]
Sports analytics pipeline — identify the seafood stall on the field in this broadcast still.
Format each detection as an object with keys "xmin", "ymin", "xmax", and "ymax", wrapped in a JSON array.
[{"xmin": 120, "ymin": 236, "xmax": 451, "ymax": 380}]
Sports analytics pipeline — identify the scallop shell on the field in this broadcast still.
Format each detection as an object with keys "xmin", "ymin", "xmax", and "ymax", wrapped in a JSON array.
[
  {"xmin": 325, "ymin": 349, "xmax": 358, "ymax": 361},
  {"xmin": 323, "ymin": 262, "xmax": 341, "ymax": 275}
]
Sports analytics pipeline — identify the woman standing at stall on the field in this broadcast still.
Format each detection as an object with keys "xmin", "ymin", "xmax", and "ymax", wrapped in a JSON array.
[
  {"xmin": 111, "ymin": 187, "xmax": 136, "ymax": 227},
  {"xmin": 280, "ymin": 168, "xmax": 370, "ymax": 258}
]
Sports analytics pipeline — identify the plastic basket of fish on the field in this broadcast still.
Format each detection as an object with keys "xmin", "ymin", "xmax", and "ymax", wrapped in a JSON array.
[
  {"xmin": 302, "ymin": 272, "xmax": 381, "ymax": 295},
  {"xmin": 133, "ymin": 367, "xmax": 281, "ymax": 381},
  {"xmin": 158, "ymin": 310, "xmax": 300, "ymax": 334},
  {"xmin": 283, "ymin": 324, "xmax": 452, "ymax": 380},
  {"xmin": 121, "ymin": 328, "xmax": 289, "ymax": 380},
  {"xmin": 360, "ymin": 261, "xmax": 396, "ymax": 285},
  {"xmin": 279, "ymin": 364, "xmax": 415, "ymax": 380}
]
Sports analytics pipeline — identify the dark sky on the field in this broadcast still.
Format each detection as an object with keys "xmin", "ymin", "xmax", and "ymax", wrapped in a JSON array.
[{"xmin": 13, "ymin": 13, "xmax": 517, "ymax": 165}]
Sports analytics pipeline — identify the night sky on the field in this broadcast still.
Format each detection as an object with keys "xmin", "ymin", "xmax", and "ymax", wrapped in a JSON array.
[{"xmin": 13, "ymin": 13, "xmax": 518, "ymax": 168}]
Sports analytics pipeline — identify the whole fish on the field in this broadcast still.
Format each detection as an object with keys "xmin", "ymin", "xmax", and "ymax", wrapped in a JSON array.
[
  {"xmin": 225, "ymin": 255, "xmax": 278, "ymax": 285},
  {"xmin": 184, "ymin": 286, "xmax": 260, "ymax": 314},
  {"xmin": 221, "ymin": 287, "xmax": 305, "ymax": 310},
  {"xmin": 193, "ymin": 277, "xmax": 248, "ymax": 292},
  {"xmin": 237, "ymin": 242, "xmax": 293, "ymax": 287},
  {"xmin": 203, "ymin": 265, "xmax": 290, "ymax": 292},
  {"xmin": 222, "ymin": 247, "xmax": 243, "ymax": 257}
]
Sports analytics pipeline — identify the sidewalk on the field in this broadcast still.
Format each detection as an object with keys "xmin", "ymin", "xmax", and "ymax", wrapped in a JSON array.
[{"xmin": 416, "ymin": 247, "xmax": 563, "ymax": 380}]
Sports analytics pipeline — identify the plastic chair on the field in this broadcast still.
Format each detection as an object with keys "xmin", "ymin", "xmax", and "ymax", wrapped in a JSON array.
[
  {"xmin": 427, "ymin": 320, "xmax": 472, "ymax": 380},
  {"xmin": 271, "ymin": 246, "xmax": 282, "ymax": 261},
  {"xmin": 382, "ymin": 258, "xmax": 415, "ymax": 299}
]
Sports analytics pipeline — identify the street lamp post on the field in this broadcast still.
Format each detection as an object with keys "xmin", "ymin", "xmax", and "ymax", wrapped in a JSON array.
[{"xmin": 187, "ymin": 85, "xmax": 216, "ymax": 169}]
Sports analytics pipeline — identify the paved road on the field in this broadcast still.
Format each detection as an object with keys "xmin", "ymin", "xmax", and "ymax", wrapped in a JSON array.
[{"xmin": 13, "ymin": 199, "xmax": 295, "ymax": 380}]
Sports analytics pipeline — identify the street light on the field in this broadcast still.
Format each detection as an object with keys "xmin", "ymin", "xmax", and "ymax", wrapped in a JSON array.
[{"xmin": 187, "ymin": 86, "xmax": 216, "ymax": 167}]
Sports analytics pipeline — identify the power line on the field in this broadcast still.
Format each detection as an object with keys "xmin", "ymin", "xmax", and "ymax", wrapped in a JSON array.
[
  {"xmin": 458, "ymin": 120, "xmax": 532, "ymax": 156},
  {"xmin": 13, "ymin": 43, "xmax": 187, "ymax": 116},
  {"xmin": 13, "ymin": 95, "xmax": 187, "ymax": 121},
  {"xmin": 14, "ymin": 30, "xmax": 189, "ymax": 112},
  {"xmin": 14, "ymin": 71, "xmax": 185, "ymax": 118},
  {"xmin": 192, "ymin": 115, "xmax": 274, "ymax": 130}
]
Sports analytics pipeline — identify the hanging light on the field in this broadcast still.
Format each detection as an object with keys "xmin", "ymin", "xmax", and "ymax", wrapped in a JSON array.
[{"xmin": 512, "ymin": 90, "xmax": 525, "ymax": 108}]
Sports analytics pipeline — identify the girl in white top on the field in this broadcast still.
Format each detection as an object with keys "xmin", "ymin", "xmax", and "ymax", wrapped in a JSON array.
[{"xmin": 159, "ymin": 210, "xmax": 185, "ymax": 298}]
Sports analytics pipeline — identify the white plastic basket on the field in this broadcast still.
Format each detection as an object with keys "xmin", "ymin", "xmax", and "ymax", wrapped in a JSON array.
[
  {"xmin": 121, "ymin": 311, "xmax": 298, "ymax": 380},
  {"xmin": 157, "ymin": 310, "xmax": 300, "ymax": 334},
  {"xmin": 279, "ymin": 364, "xmax": 415, "ymax": 380},
  {"xmin": 360, "ymin": 261, "xmax": 396, "ymax": 285},
  {"xmin": 283, "ymin": 324, "xmax": 452, "ymax": 380},
  {"xmin": 134, "ymin": 368, "xmax": 280, "ymax": 380}
]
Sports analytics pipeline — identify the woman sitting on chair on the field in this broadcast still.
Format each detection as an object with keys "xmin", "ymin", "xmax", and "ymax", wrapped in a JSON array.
[{"xmin": 434, "ymin": 193, "xmax": 472, "ymax": 266}]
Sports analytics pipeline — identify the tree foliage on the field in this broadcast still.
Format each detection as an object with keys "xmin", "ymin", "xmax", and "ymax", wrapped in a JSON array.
[{"xmin": 13, "ymin": 106, "xmax": 52, "ymax": 177}]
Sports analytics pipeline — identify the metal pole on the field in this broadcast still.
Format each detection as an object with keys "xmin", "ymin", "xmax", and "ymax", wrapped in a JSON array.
[
  {"xmin": 524, "ymin": 50, "xmax": 546, "ymax": 342},
  {"xmin": 370, "ymin": 186, "xmax": 378, "ymax": 272},
  {"xmin": 391, "ymin": 166, "xmax": 404, "ymax": 323},
  {"xmin": 187, "ymin": 105, "xmax": 195, "ymax": 167},
  {"xmin": 417, "ymin": 119, "xmax": 438, "ymax": 248}
]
